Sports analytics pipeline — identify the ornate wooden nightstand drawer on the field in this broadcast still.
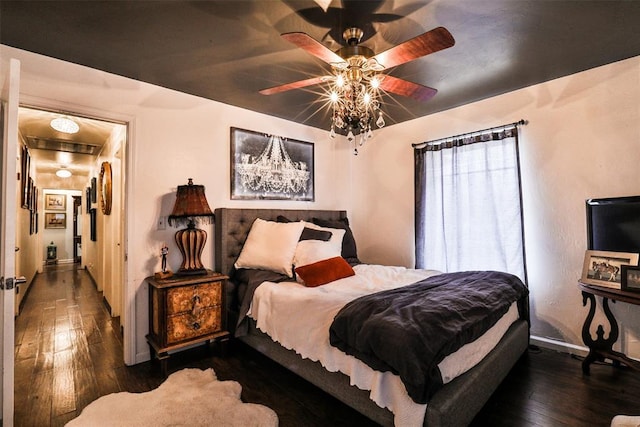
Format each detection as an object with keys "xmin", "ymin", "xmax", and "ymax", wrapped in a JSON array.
[
  {"xmin": 166, "ymin": 282, "xmax": 222, "ymax": 315},
  {"xmin": 166, "ymin": 306, "xmax": 222, "ymax": 344},
  {"xmin": 145, "ymin": 271, "xmax": 230, "ymax": 377}
]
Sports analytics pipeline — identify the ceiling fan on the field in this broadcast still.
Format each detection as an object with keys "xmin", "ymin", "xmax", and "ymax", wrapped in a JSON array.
[{"xmin": 260, "ymin": 25, "xmax": 455, "ymax": 102}]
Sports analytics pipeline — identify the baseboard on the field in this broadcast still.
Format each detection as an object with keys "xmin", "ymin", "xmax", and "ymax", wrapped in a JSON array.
[
  {"xmin": 85, "ymin": 267, "xmax": 99, "ymax": 289},
  {"xmin": 102, "ymin": 296, "xmax": 112, "ymax": 316},
  {"xmin": 530, "ymin": 335, "xmax": 589, "ymax": 357},
  {"xmin": 42, "ymin": 258, "xmax": 75, "ymax": 265},
  {"xmin": 136, "ymin": 351, "xmax": 152, "ymax": 365}
]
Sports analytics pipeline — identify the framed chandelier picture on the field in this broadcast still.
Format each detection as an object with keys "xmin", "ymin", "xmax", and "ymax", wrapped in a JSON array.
[{"xmin": 231, "ymin": 127, "xmax": 314, "ymax": 201}]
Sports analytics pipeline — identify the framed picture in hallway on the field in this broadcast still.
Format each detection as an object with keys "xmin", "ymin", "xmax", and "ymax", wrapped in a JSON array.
[
  {"xmin": 86, "ymin": 187, "xmax": 91, "ymax": 213},
  {"xmin": 91, "ymin": 177, "xmax": 97, "ymax": 203},
  {"xmin": 44, "ymin": 213, "xmax": 66, "ymax": 229},
  {"xmin": 45, "ymin": 193, "xmax": 66, "ymax": 211},
  {"xmin": 90, "ymin": 208, "xmax": 97, "ymax": 241},
  {"xmin": 20, "ymin": 146, "xmax": 30, "ymax": 209}
]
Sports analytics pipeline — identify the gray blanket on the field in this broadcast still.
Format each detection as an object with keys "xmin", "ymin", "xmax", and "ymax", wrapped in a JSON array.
[
  {"xmin": 233, "ymin": 268, "xmax": 290, "ymax": 337},
  {"xmin": 329, "ymin": 270, "xmax": 528, "ymax": 404}
]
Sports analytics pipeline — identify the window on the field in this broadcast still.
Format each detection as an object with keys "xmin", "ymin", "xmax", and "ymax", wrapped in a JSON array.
[{"xmin": 414, "ymin": 125, "xmax": 526, "ymax": 282}]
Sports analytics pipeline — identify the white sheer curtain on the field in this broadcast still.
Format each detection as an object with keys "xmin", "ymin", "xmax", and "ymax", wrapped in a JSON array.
[{"xmin": 415, "ymin": 128, "xmax": 526, "ymax": 282}]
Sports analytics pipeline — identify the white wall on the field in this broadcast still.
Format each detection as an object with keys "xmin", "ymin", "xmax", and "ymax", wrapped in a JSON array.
[
  {"xmin": 1, "ymin": 45, "xmax": 352, "ymax": 364},
  {"xmin": 82, "ymin": 124, "xmax": 126, "ymax": 316},
  {"xmin": 352, "ymin": 55, "xmax": 640, "ymax": 358}
]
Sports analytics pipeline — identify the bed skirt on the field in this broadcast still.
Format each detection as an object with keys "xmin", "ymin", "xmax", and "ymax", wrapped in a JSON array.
[{"xmin": 239, "ymin": 318, "xmax": 529, "ymax": 427}]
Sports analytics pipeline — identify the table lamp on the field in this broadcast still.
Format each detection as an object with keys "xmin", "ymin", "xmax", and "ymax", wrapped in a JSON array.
[{"xmin": 168, "ymin": 178, "xmax": 214, "ymax": 275}]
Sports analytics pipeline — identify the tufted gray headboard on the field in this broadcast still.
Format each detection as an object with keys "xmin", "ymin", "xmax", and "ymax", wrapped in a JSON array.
[{"xmin": 214, "ymin": 208, "xmax": 347, "ymax": 277}]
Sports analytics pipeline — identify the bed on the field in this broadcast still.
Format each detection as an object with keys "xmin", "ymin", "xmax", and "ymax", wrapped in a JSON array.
[{"xmin": 214, "ymin": 208, "xmax": 529, "ymax": 427}]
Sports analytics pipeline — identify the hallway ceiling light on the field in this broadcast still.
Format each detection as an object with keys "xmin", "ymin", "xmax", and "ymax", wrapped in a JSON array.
[
  {"xmin": 50, "ymin": 117, "xmax": 80, "ymax": 134},
  {"xmin": 56, "ymin": 168, "xmax": 72, "ymax": 178}
]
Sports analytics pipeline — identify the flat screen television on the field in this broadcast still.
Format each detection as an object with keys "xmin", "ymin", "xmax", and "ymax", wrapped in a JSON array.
[{"xmin": 586, "ymin": 195, "xmax": 640, "ymax": 254}]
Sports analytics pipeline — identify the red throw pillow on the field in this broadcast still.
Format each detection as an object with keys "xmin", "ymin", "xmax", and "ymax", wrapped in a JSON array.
[{"xmin": 295, "ymin": 256, "xmax": 355, "ymax": 287}]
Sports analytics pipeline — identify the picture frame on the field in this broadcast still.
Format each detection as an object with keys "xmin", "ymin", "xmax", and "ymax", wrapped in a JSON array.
[
  {"xmin": 32, "ymin": 186, "xmax": 38, "ymax": 213},
  {"xmin": 30, "ymin": 210, "xmax": 37, "ymax": 235},
  {"xmin": 44, "ymin": 212, "xmax": 66, "ymax": 229},
  {"xmin": 45, "ymin": 193, "xmax": 66, "ymax": 211},
  {"xmin": 230, "ymin": 127, "xmax": 314, "ymax": 201},
  {"xmin": 86, "ymin": 187, "xmax": 92, "ymax": 213},
  {"xmin": 26, "ymin": 177, "xmax": 33, "ymax": 210},
  {"xmin": 621, "ymin": 265, "xmax": 640, "ymax": 292},
  {"xmin": 581, "ymin": 250, "xmax": 640, "ymax": 289},
  {"xmin": 90, "ymin": 208, "xmax": 97, "ymax": 241},
  {"xmin": 91, "ymin": 177, "xmax": 97, "ymax": 203},
  {"xmin": 30, "ymin": 186, "xmax": 38, "ymax": 235},
  {"xmin": 20, "ymin": 146, "xmax": 30, "ymax": 209}
]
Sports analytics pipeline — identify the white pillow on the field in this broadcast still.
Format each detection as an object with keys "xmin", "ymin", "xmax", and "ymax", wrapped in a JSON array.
[
  {"xmin": 234, "ymin": 218, "xmax": 304, "ymax": 277},
  {"xmin": 293, "ymin": 222, "xmax": 346, "ymax": 268}
]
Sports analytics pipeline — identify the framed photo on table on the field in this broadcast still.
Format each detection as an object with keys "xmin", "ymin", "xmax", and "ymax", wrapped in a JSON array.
[
  {"xmin": 581, "ymin": 250, "xmax": 639, "ymax": 289},
  {"xmin": 45, "ymin": 193, "xmax": 66, "ymax": 211},
  {"xmin": 621, "ymin": 265, "xmax": 640, "ymax": 292}
]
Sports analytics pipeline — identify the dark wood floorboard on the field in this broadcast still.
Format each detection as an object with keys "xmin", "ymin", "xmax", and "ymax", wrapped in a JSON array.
[{"xmin": 14, "ymin": 264, "xmax": 640, "ymax": 426}]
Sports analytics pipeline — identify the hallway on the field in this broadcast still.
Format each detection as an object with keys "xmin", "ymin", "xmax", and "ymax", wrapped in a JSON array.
[{"xmin": 14, "ymin": 264, "xmax": 143, "ymax": 426}]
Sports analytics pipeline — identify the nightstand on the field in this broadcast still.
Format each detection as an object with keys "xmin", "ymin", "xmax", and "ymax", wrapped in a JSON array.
[{"xmin": 146, "ymin": 270, "xmax": 229, "ymax": 376}]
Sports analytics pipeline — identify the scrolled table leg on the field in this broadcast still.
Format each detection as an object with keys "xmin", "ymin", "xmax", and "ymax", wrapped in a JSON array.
[{"xmin": 581, "ymin": 291, "xmax": 597, "ymax": 374}]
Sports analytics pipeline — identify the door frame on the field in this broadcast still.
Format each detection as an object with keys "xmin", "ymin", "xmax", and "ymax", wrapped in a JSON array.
[
  {"xmin": 19, "ymin": 95, "xmax": 137, "ymax": 366},
  {"xmin": 1, "ymin": 57, "xmax": 20, "ymax": 426}
]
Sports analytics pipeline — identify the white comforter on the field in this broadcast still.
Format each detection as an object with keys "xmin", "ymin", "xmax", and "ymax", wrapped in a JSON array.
[{"xmin": 247, "ymin": 264, "xmax": 518, "ymax": 427}]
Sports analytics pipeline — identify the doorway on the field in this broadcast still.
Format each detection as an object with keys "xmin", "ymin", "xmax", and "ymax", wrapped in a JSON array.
[{"xmin": 14, "ymin": 104, "xmax": 128, "ymax": 361}]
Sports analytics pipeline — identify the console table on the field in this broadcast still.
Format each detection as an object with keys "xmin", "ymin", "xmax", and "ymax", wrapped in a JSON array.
[{"xmin": 578, "ymin": 281, "xmax": 640, "ymax": 374}]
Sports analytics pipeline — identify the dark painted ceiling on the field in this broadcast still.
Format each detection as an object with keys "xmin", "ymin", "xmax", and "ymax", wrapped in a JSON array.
[{"xmin": 2, "ymin": 1, "xmax": 640, "ymax": 131}]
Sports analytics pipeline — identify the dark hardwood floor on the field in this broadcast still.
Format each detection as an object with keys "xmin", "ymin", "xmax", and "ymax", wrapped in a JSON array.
[{"xmin": 14, "ymin": 264, "xmax": 640, "ymax": 426}]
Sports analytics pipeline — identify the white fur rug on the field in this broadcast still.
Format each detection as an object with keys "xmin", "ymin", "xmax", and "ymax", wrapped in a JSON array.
[{"xmin": 66, "ymin": 368, "xmax": 278, "ymax": 426}]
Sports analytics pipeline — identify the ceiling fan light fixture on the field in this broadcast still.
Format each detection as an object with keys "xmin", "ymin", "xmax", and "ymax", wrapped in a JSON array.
[
  {"xmin": 50, "ymin": 117, "xmax": 79, "ymax": 134},
  {"xmin": 260, "ymin": 26, "xmax": 454, "ymax": 155},
  {"xmin": 327, "ymin": 65, "xmax": 384, "ymax": 153}
]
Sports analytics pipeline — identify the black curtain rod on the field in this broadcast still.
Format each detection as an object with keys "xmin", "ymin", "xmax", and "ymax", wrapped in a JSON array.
[{"xmin": 412, "ymin": 119, "xmax": 527, "ymax": 148}]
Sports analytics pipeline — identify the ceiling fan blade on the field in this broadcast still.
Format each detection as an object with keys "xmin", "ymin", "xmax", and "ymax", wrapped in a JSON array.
[
  {"xmin": 372, "ymin": 27, "xmax": 455, "ymax": 70},
  {"xmin": 259, "ymin": 76, "xmax": 327, "ymax": 95},
  {"xmin": 378, "ymin": 75, "xmax": 437, "ymax": 101},
  {"xmin": 281, "ymin": 32, "xmax": 344, "ymax": 64}
]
